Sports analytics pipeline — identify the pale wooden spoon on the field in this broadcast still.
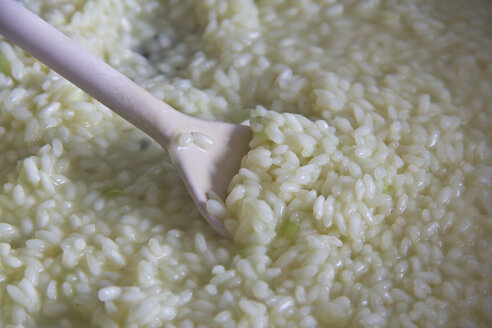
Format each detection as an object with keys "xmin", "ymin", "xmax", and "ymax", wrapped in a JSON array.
[{"xmin": 0, "ymin": 0, "xmax": 251, "ymax": 237}]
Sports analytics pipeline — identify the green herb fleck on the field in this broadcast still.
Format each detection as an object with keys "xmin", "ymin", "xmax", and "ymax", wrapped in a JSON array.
[
  {"xmin": 280, "ymin": 220, "xmax": 299, "ymax": 239},
  {"xmin": 0, "ymin": 53, "xmax": 10, "ymax": 76},
  {"xmin": 101, "ymin": 188, "xmax": 123, "ymax": 198},
  {"xmin": 383, "ymin": 185, "xmax": 391, "ymax": 194},
  {"xmin": 238, "ymin": 246, "xmax": 255, "ymax": 258},
  {"xmin": 230, "ymin": 109, "xmax": 252, "ymax": 124},
  {"xmin": 253, "ymin": 131, "xmax": 269, "ymax": 141}
]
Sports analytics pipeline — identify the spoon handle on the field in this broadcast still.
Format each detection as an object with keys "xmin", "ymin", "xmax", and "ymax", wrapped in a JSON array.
[{"xmin": 0, "ymin": 0, "xmax": 182, "ymax": 147}]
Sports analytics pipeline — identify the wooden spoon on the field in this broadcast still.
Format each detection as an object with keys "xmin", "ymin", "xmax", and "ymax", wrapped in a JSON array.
[{"xmin": 0, "ymin": 0, "xmax": 252, "ymax": 237}]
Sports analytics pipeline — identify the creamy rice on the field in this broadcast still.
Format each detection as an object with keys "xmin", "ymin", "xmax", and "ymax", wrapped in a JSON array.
[{"xmin": 0, "ymin": 0, "xmax": 491, "ymax": 327}]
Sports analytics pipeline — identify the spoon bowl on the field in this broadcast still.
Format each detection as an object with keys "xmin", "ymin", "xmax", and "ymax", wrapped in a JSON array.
[
  {"xmin": 168, "ymin": 119, "xmax": 251, "ymax": 237},
  {"xmin": 0, "ymin": 0, "xmax": 252, "ymax": 236}
]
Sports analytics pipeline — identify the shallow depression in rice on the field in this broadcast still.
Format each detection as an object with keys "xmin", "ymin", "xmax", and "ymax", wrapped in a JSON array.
[{"xmin": 0, "ymin": 0, "xmax": 492, "ymax": 327}]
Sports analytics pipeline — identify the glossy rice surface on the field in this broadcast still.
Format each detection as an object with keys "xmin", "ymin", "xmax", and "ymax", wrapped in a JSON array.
[{"xmin": 0, "ymin": 0, "xmax": 491, "ymax": 327}]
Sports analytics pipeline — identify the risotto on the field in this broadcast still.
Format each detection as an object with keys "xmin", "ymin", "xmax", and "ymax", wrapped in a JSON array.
[{"xmin": 0, "ymin": 0, "xmax": 491, "ymax": 327}]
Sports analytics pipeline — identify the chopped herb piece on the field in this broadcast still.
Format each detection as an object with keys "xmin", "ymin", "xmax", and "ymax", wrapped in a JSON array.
[
  {"xmin": 0, "ymin": 53, "xmax": 10, "ymax": 75},
  {"xmin": 238, "ymin": 246, "xmax": 255, "ymax": 258},
  {"xmin": 383, "ymin": 185, "xmax": 391, "ymax": 194},
  {"xmin": 280, "ymin": 220, "xmax": 299, "ymax": 239},
  {"xmin": 230, "ymin": 109, "xmax": 252, "ymax": 123},
  {"xmin": 101, "ymin": 188, "xmax": 123, "ymax": 198},
  {"xmin": 253, "ymin": 131, "xmax": 268, "ymax": 140}
]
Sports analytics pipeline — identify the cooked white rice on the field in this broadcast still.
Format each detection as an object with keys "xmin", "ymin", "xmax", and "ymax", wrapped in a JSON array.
[{"xmin": 0, "ymin": 0, "xmax": 491, "ymax": 327}]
